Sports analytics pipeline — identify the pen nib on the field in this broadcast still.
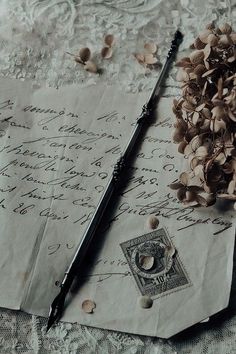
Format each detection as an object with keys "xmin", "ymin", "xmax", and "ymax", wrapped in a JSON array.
[{"xmin": 46, "ymin": 290, "xmax": 66, "ymax": 333}]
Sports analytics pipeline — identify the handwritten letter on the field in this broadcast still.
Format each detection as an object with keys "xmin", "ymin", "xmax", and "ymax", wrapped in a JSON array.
[{"xmin": 0, "ymin": 78, "xmax": 234, "ymax": 338}]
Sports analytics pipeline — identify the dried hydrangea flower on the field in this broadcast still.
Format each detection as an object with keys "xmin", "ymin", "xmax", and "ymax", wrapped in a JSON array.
[{"xmin": 171, "ymin": 23, "xmax": 236, "ymax": 206}]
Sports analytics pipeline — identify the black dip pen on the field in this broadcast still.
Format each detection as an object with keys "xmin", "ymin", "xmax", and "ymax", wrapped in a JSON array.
[{"xmin": 46, "ymin": 30, "xmax": 183, "ymax": 332}]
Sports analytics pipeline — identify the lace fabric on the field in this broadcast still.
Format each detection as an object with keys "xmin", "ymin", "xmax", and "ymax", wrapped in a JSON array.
[{"xmin": 0, "ymin": 0, "xmax": 235, "ymax": 352}]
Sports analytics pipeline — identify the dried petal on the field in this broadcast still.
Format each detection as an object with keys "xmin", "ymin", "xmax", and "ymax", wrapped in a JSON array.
[
  {"xmin": 101, "ymin": 47, "xmax": 113, "ymax": 59},
  {"xmin": 147, "ymin": 215, "xmax": 159, "ymax": 229},
  {"xmin": 199, "ymin": 30, "xmax": 212, "ymax": 44},
  {"xmin": 207, "ymin": 34, "xmax": 218, "ymax": 46},
  {"xmin": 215, "ymin": 152, "xmax": 226, "ymax": 165},
  {"xmin": 79, "ymin": 47, "xmax": 91, "ymax": 63},
  {"xmin": 179, "ymin": 172, "xmax": 190, "ymax": 185},
  {"xmin": 189, "ymin": 50, "xmax": 204, "ymax": 65},
  {"xmin": 228, "ymin": 180, "xmax": 236, "ymax": 194},
  {"xmin": 134, "ymin": 53, "xmax": 145, "ymax": 64},
  {"xmin": 144, "ymin": 54, "xmax": 158, "ymax": 65},
  {"xmin": 139, "ymin": 255, "xmax": 155, "ymax": 270},
  {"xmin": 144, "ymin": 42, "xmax": 157, "ymax": 54},
  {"xmin": 84, "ymin": 61, "xmax": 98, "ymax": 73},
  {"xmin": 219, "ymin": 23, "xmax": 232, "ymax": 35},
  {"xmin": 104, "ymin": 34, "xmax": 115, "ymax": 47},
  {"xmin": 194, "ymin": 37, "xmax": 206, "ymax": 50},
  {"xmin": 169, "ymin": 182, "xmax": 183, "ymax": 190},
  {"xmin": 82, "ymin": 299, "xmax": 96, "ymax": 313},
  {"xmin": 139, "ymin": 296, "xmax": 153, "ymax": 309},
  {"xmin": 196, "ymin": 146, "xmax": 208, "ymax": 159},
  {"xmin": 176, "ymin": 68, "xmax": 189, "ymax": 82},
  {"xmin": 219, "ymin": 34, "xmax": 230, "ymax": 48},
  {"xmin": 202, "ymin": 68, "xmax": 216, "ymax": 77},
  {"xmin": 195, "ymin": 194, "xmax": 209, "ymax": 206}
]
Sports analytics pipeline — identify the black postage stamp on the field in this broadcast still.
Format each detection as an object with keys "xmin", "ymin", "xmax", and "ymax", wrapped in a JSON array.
[{"xmin": 120, "ymin": 228, "xmax": 191, "ymax": 298}]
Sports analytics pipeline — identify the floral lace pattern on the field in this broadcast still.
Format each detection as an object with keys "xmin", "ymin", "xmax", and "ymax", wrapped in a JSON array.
[{"xmin": 0, "ymin": 0, "xmax": 235, "ymax": 352}]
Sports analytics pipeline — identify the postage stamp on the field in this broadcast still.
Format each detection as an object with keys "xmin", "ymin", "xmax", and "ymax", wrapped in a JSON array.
[{"xmin": 120, "ymin": 228, "xmax": 191, "ymax": 299}]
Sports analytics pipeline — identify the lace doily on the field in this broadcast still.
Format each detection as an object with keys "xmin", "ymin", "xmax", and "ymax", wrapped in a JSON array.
[{"xmin": 0, "ymin": 0, "xmax": 235, "ymax": 352}]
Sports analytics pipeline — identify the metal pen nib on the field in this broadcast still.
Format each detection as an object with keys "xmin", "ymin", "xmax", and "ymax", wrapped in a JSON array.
[
  {"xmin": 46, "ymin": 29, "xmax": 183, "ymax": 332},
  {"xmin": 46, "ymin": 289, "xmax": 66, "ymax": 332}
]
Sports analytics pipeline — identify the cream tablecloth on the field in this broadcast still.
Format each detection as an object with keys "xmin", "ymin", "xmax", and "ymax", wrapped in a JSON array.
[{"xmin": 0, "ymin": 0, "xmax": 235, "ymax": 352}]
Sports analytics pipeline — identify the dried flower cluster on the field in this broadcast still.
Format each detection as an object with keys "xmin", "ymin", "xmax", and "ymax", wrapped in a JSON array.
[
  {"xmin": 134, "ymin": 42, "xmax": 158, "ymax": 67},
  {"xmin": 171, "ymin": 23, "xmax": 236, "ymax": 207},
  {"xmin": 66, "ymin": 34, "xmax": 115, "ymax": 73}
]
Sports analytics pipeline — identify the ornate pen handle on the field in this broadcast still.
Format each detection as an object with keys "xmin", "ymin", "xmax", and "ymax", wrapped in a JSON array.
[
  {"xmin": 46, "ymin": 29, "xmax": 183, "ymax": 332},
  {"xmin": 167, "ymin": 30, "xmax": 183, "ymax": 59}
]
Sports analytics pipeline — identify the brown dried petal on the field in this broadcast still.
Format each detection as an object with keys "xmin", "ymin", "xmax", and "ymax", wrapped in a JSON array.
[
  {"xmin": 144, "ymin": 54, "xmax": 158, "ymax": 65},
  {"xmin": 194, "ymin": 64, "xmax": 206, "ymax": 76},
  {"xmin": 169, "ymin": 182, "xmax": 184, "ymax": 190},
  {"xmin": 194, "ymin": 37, "xmax": 206, "ymax": 50},
  {"xmin": 186, "ymin": 190, "xmax": 197, "ymax": 202},
  {"xmin": 147, "ymin": 215, "xmax": 159, "ymax": 229},
  {"xmin": 202, "ymin": 68, "xmax": 216, "ymax": 77},
  {"xmin": 172, "ymin": 128, "xmax": 185, "ymax": 143},
  {"xmin": 177, "ymin": 187, "xmax": 186, "ymax": 201},
  {"xmin": 101, "ymin": 46, "xmax": 113, "ymax": 59},
  {"xmin": 178, "ymin": 140, "xmax": 188, "ymax": 154},
  {"xmin": 180, "ymin": 172, "xmax": 189, "ymax": 185},
  {"xmin": 79, "ymin": 47, "xmax": 91, "ymax": 63},
  {"xmin": 219, "ymin": 23, "xmax": 232, "ymax": 34},
  {"xmin": 219, "ymin": 34, "xmax": 230, "ymax": 48},
  {"xmin": 176, "ymin": 57, "xmax": 192, "ymax": 67},
  {"xmin": 82, "ymin": 299, "xmax": 96, "ymax": 313},
  {"xmin": 84, "ymin": 61, "xmax": 98, "ymax": 73},
  {"xmin": 139, "ymin": 296, "xmax": 153, "ymax": 309},
  {"xmin": 139, "ymin": 255, "xmax": 155, "ymax": 270},
  {"xmin": 192, "ymin": 111, "xmax": 200, "ymax": 125},
  {"xmin": 176, "ymin": 69, "xmax": 189, "ymax": 82},
  {"xmin": 195, "ymin": 194, "xmax": 208, "ymax": 206},
  {"xmin": 134, "ymin": 53, "xmax": 145, "ymax": 64},
  {"xmin": 207, "ymin": 34, "xmax": 218, "ymax": 46},
  {"xmin": 189, "ymin": 50, "xmax": 204, "ymax": 65},
  {"xmin": 215, "ymin": 152, "xmax": 226, "ymax": 165},
  {"xmin": 144, "ymin": 42, "xmax": 157, "ymax": 54},
  {"xmin": 104, "ymin": 34, "xmax": 115, "ymax": 47},
  {"xmin": 227, "ymin": 179, "xmax": 236, "ymax": 194},
  {"xmin": 196, "ymin": 146, "xmax": 208, "ymax": 159},
  {"xmin": 199, "ymin": 30, "xmax": 212, "ymax": 44}
]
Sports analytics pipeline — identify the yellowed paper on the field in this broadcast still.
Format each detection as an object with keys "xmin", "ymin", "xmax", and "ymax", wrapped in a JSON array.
[{"xmin": 0, "ymin": 78, "xmax": 234, "ymax": 338}]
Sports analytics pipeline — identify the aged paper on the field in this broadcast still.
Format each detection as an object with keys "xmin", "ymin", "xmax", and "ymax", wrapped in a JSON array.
[{"xmin": 0, "ymin": 77, "xmax": 235, "ymax": 338}]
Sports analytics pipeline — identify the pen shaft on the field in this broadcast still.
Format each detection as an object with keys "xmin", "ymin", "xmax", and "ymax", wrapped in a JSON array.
[
  {"xmin": 62, "ymin": 31, "xmax": 182, "ymax": 289},
  {"xmin": 47, "ymin": 30, "xmax": 183, "ymax": 328}
]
